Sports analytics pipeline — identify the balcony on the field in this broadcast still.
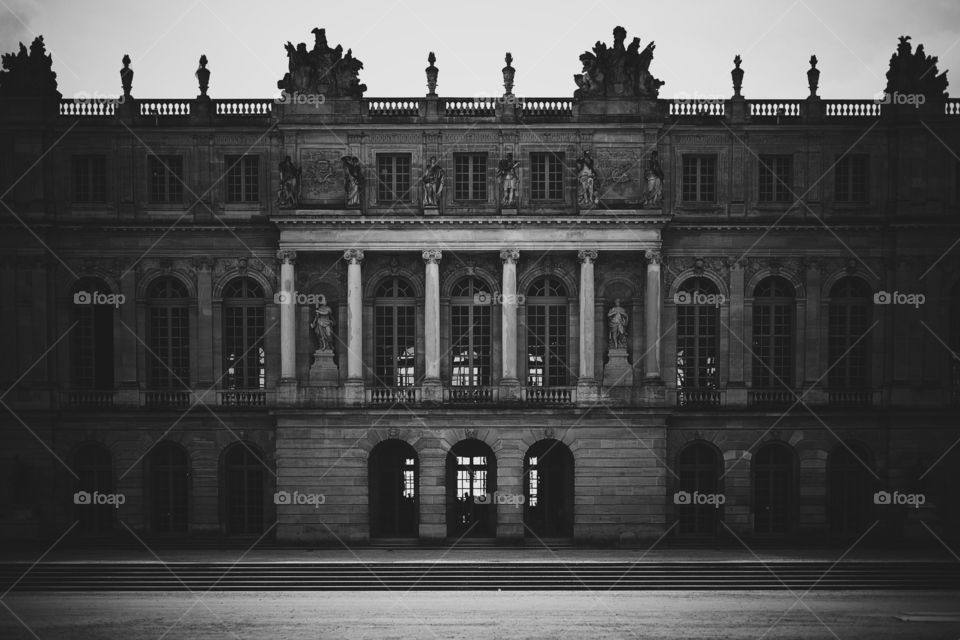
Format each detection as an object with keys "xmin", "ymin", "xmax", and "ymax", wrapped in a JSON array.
[
  {"xmin": 522, "ymin": 386, "xmax": 577, "ymax": 405},
  {"xmin": 444, "ymin": 386, "xmax": 499, "ymax": 405},
  {"xmin": 218, "ymin": 389, "xmax": 269, "ymax": 407},
  {"xmin": 367, "ymin": 386, "xmax": 422, "ymax": 406},
  {"xmin": 677, "ymin": 389, "xmax": 724, "ymax": 408},
  {"xmin": 142, "ymin": 389, "xmax": 193, "ymax": 408},
  {"xmin": 747, "ymin": 388, "xmax": 796, "ymax": 407},
  {"xmin": 827, "ymin": 389, "xmax": 877, "ymax": 407},
  {"xmin": 60, "ymin": 389, "xmax": 116, "ymax": 409}
]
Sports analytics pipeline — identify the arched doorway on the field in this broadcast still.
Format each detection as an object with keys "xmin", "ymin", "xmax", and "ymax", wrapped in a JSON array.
[
  {"xmin": 753, "ymin": 442, "xmax": 797, "ymax": 535},
  {"xmin": 828, "ymin": 442, "xmax": 874, "ymax": 537},
  {"xmin": 223, "ymin": 444, "xmax": 266, "ymax": 535},
  {"xmin": 676, "ymin": 442, "xmax": 722, "ymax": 536},
  {"xmin": 74, "ymin": 443, "xmax": 114, "ymax": 534},
  {"xmin": 446, "ymin": 439, "xmax": 496, "ymax": 538},
  {"xmin": 369, "ymin": 440, "xmax": 419, "ymax": 538},
  {"xmin": 524, "ymin": 439, "xmax": 574, "ymax": 538},
  {"xmin": 147, "ymin": 442, "xmax": 189, "ymax": 533}
]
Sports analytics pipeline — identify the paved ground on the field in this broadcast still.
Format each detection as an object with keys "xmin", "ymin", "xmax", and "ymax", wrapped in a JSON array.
[{"xmin": 2, "ymin": 591, "xmax": 960, "ymax": 639}]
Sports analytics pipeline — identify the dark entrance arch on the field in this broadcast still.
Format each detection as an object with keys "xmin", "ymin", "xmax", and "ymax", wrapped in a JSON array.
[
  {"xmin": 369, "ymin": 440, "xmax": 419, "ymax": 538},
  {"xmin": 676, "ymin": 442, "xmax": 722, "ymax": 536},
  {"xmin": 524, "ymin": 439, "xmax": 574, "ymax": 538},
  {"xmin": 753, "ymin": 442, "xmax": 797, "ymax": 535},
  {"xmin": 223, "ymin": 443, "xmax": 266, "ymax": 535},
  {"xmin": 74, "ymin": 443, "xmax": 114, "ymax": 534},
  {"xmin": 827, "ymin": 442, "xmax": 874, "ymax": 537},
  {"xmin": 147, "ymin": 442, "xmax": 189, "ymax": 533},
  {"xmin": 446, "ymin": 439, "xmax": 496, "ymax": 538}
]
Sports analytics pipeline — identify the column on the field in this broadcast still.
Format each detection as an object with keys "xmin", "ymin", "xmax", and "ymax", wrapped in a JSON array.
[
  {"xmin": 277, "ymin": 250, "xmax": 297, "ymax": 381},
  {"xmin": 577, "ymin": 250, "xmax": 598, "ymax": 393},
  {"xmin": 499, "ymin": 249, "xmax": 520, "ymax": 397},
  {"xmin": 344, "ymin": 249, "xmax": 364, "ymax": 381},
  {"xmin": 644, "ymin": 249, "xmax": 662, "ymax": 380},
  {"xmin": 422, "ymin": 249, "xmax": 442, "ymax": 401}
]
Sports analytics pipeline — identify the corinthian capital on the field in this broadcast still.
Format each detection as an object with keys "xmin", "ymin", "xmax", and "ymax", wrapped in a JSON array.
[
  {"xmin": 577, "ymin": 249, "xmax": 599, "ymax": 264},
  {"xmin": 500, "ymin": 248, "xmax": 520, "ymax": 264},
  {"xmin": 276, "ymin": 249, "xmax": 297, "ymax": 264},
  {"xmin": 645, "ymin": 249, "xmax": 662, "ymax": 266},
  {"xmin": 422, "ymin": 249, "xmax": 443, "ymax": 264},
  {"xmin": 343, "ymin": 249, "xmax": 364, "ymax": 264}
]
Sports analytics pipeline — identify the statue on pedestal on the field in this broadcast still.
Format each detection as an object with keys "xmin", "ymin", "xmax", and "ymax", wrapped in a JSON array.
[
  {"xmin": 641, "ymin": 150, "xmax": 663, "ymax": 208},
  {"xmin": 310, "ymin": 296, "xmax": 336, "ymax": 353},
  {"xmin": 607, "ymin": 298, "xmax": 629, "ymax": 349},
  {"xmin": 276, "ymin": 155, "xmax": 301, "ymax": 208},
  {"xmin": 341, "ymin": 155, "xmax": 363, "ymax": 207},
  {"xmin": 496, "ymin": 152, "xmax": 520, "ymax": 206},
  {"xmin": 422, "ymin": 155, "xmax": 445, "ymax": 207},
  {"xmin": 576, "ymin": 151, "xmax": 598, "ymax": 206}
]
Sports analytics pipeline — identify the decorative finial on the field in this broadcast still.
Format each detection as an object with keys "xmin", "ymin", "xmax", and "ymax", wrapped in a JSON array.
[
  {"xmin": 502, "ymin": 52, "xmax": 515, "ymax": 97},
  {"xmin": 425, "ymin": 51, "xmax": 438, "ymax": 97},
  {"xmin": 807, "ymin": 54, "xmax": 820, "ymax": 99},
  {"xmin": 196, "ymin": 54, "xmax": 210, "ymax": 99},
  {"xmin": 731, "ymin": 54, "xmax": 744, "ymax": 98},
  {"xmin": 120, "ymin": 54, "xmax": 133, "ymax": 98}
]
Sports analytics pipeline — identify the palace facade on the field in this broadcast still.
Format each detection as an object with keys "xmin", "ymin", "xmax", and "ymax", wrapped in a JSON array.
[{"xmin": 1, "ymin": 29, "xmax": 958, "ymax": 545}]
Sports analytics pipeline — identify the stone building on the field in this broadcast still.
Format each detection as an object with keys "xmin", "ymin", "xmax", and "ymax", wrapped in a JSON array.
[{"xmin": 0, "ymin": 29, "xmax": 958, "ymax": 545}]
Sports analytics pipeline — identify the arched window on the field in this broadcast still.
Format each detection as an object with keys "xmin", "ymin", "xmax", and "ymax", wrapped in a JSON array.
[
  {"xmin": 71, "ymin": 277, "xmax": 114, "ymax": 389},
  {"xmin": 223, "ymin": 444, "xmax": 265, "ymax": 535},
  {"xmin": 74, "ymin": 443, "xmax": 114, "ymax": 533},
  {"xmin": 676, "ymin": 442, "xmax": 721, "ymax": 536},
  {"xmin": 222, "ymin": 277, "xmax": 265, "ymax": 390},
  {"xmin": 450, "ymin": 277, "xmax": 492, "ymax": 387},
  {"xmin": 147, "ymin": 442, "xmax": 189, "ymax": 533},
  {"xmin": 751, "ymin": 277, "xmax": 795, "ymax": 390},
  {"xmin": 828, "ymin": 442, "xmax": 874, "ymax": 536},
  {"xmin": 147, "ymin": 277, "xmax": 190, "ymax": 388},
  {"xmin": 676, "ymin": 277, "xmax": 719, "ymax": 404},
  {"xmin": 753, "ymin": 442, "xmax": 796, "ymax": 535},
  {"xmin": 525, "ymin": 276, "xmax": 569, "ymax": 387},
  {"xmin": 828, "ymin": 277, "xmax": 872, "ymax": 390},
  {"xmin": 374, "ymin": 277, "xmax": 416, "ymax": 387}
]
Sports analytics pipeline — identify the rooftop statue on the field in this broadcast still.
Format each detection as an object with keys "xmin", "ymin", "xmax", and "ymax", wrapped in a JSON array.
[
  {"xmin": 573, "ymin": 26, "xmax": 664, "ymax": 99},
  {"xmin": 278, "ymin": 28, "xmax": 367, "ymax": 98},
  {"xmin": 884, "ymin": 35, "xmax": 949, "ymax": 101},
  {"xmin": 0, "ymin": 36, "xmax": 60, "ymax": 99}
]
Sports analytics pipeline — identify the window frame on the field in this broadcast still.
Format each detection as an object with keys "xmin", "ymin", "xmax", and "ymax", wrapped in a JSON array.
[
  {"xmin": 376, "ymin": 153, "xmax": 413, "ymax": 204},
  {"xmin": 681, "ymin": 154, "xmax": 717, "ymax": 203},
  {"xmin": 525, "ymin": 275, "xmax": 570, "ymax": 387},
  {"xmin": 72, "ymin": 154, "xmax": 107, "ymax": 203},
  {"xmin": 148, "ymin": 154, "xmax": 185, "ymax": 204},
  {"xmin": 224, "ymin": 154, "xmax": 260, "ymax": 204},
  {"xmin": 453, "ymin": 153, "xmax": 488, "ymax": 202},
  {"xmin": 834, "ymin": 153, "xmax": 869, "ymax": 203},
  {"xmin": 757, "ymin": 154, "xmax": 793, "ymax": 204},
  {"xmin": 529, "ymin": 151, "xmax": 565, "ymax": 202}
]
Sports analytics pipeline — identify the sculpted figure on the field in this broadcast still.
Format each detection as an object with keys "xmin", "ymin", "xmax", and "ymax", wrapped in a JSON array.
[
  {"xmin": 341, "ymin": 155, "xmax": 363, "ymax": 207},
  {"xmin": 310, "ymin": 297, "xmax": 336, "ymax": 353},
  {"xmin": 607, "ymin": 298, "xmax": 629, "ymax": 349},
  {"xmin": 641, "ymin": 150, "xmax": 663, "ymax": 208},
  {"xmin": 496, "ymin": 152, "xmax": 520, "ymax": 206},
  {"xmin": 276, "ymin": 155, "xmax": 302, "ymax": 208},
  {"xmin": 422, "ymin": 155, "xmax": 445, "ymax": 207},
  {"xmin": 576, "ymin": 151, "xmax": 598, "ymax": 206}
]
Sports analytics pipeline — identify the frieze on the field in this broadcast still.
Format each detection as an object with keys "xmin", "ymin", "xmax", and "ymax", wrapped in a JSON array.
[
  {"xmin": 214, "ymin": 134, "xmax": 264, "ymax": 147},
  {"xmin": 674, "ymin": 134, "xmax": 729, "ymax": 146},
  {"xmin": 518, "ymin": 131, "xmax": 579, "ymax": 144},
  {"xmin": 299, "ymin": 149, "xmax": 341, "ymax": 198},
  {"xmin": 364, "ymin": 133, "xmax": 422, "ymax": 145},
  {"xmin": 593, "ymin": 148, "xmax": 642, "ymax": 185}
]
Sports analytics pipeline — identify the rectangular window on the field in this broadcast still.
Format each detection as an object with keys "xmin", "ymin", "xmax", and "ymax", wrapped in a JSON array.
[
  {"xmin": 758, "ymin": 155, "xmax": 792, "ymax": 203},
  {"xmin": 376, "ymin": 154, "xmax": 412, "ymax": 203},
  {"xmin": 374, "ymin": 305, "xmax": 416, "ymax": 386},
  {"xmin": 451, "ymin": 303, "xmax": 491, "ymax": 386},
  {"xmin": 148, "ymin": 306, "xmax": 190, "ymax": 387},
  {"xmin": 682, "ymin": 155, "xmax": 716, "ymax": 202},
  {"xmin": 453, "ymin": 153, "xmax": 487, "ymax": 201},
  {"xmin": 834, "ymin": 154, "xmax": 868, "ymax": 202},
  {"xmin": 526, "ymin": 304, "xmax": 568, "ymax": 387},
  {"xmin": 149, "ymin": 155, "xmax": 184, "ymax": 204},
  {"xmin": 72, "ymin": 155, "xmax": 107, "ymax": 203},
  {"xmin": 223, "ymin": 306, "xmax": 265, "ymax": 388},
  {"xmin": 225, "ymin": 155, "xmax": 260, "ymax": 203},
  {"xmin": 752, "ymin": 303, "xmax": 794, "ymax": 387},
  {"xmin": 530, "ymin": 152, "xmax": 564, "ymax": 201}
]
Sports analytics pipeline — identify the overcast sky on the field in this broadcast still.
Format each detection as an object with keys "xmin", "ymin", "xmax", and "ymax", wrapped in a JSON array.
[{"xmin": 1, "ymin": 0, "xmax": 957, "ymax": 100}]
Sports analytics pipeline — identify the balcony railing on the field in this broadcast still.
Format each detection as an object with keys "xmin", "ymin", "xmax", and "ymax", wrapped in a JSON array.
[
  {"xmin": 218, "ymin": 389, "xmax": 268, "ymax": 407},
  {"xmin": 521, "ymin": 98, "xmax": 574, "ymax": 118},
  {"xmin": 827, "ymin": 389, "xmax": 875, "ymax": 407},
  {"xmin": 747, "ymin": 388, "xmax": 796, "ymax": 406},
  {"xmin": 444, "ymin": 386, "xmax": 499, "ymax": 404},
  {"xmin": 677, "ymin": 388, "xmax": 723, "ymax": 408},
  {"xmin": 443, "ymin": 98, "xmax": 496, "ymax": 117},
  {"xmin": 522, "ymin": 386, "xmax": 576, "ymax": 405},
  {"xmin": 142, "ymin": 389, "xmax": 193, "ymax": 408},
  {"xmin": 749, "ymin": 100, "xmax": 802, "ymax": 119},
  {"xmin": 367, "ymin": 386, "xmax": 421, "ymax": 406},
  {"xmin": 60, "ymin": 389, "xmax": 116, "ymax": 408},
  {"xmin": 366, "ymin": 98, "xmax": 420, "ymax": 116},
  {"xmin": 213, "ymin": 99, "xmax": 273, "ymax": 116},
  {"xmin": 139, "ymin": 100, "xmax": 191, "ymax": 117}
]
